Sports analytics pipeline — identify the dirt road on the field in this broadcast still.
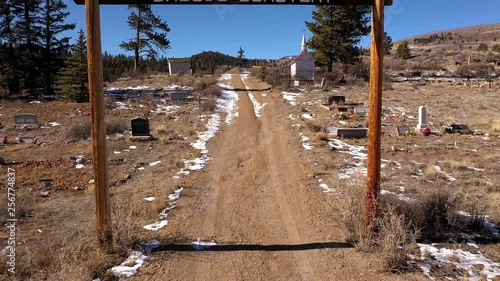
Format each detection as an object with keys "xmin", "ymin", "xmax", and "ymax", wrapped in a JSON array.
[{"xmin": 135, "ymin": 74, "xmax": 422, "ymax": 281}]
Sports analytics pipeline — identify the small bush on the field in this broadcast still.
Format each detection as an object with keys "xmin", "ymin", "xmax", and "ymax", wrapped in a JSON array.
[
  {"xmin": 66, "ymin": 122, "xmax": 91, "ymax": 140},
  {"xmin": 378, "ymin": 207, "xmax": 413, "ymax": 272},
  {"xmin": 106, "ymin": 119, "xmax": 127, "ymax": 134},
  {"xmin": 339, "ymin": 183, "xmax": 369, "ymax": 244},
  {"xmin": 304, "ymin": 120, "xmax": 322, "ymax": 133},
  {"xmin": 312, "ymin": 132, "xmax": 329, "ymax": 141},
  {"xmin": 201, "ymin": 85, "xmax": 220, "ymax": 97},
  {"xmin": 201, "ymin": 97, "xmax": 217, "ymax": 112}
]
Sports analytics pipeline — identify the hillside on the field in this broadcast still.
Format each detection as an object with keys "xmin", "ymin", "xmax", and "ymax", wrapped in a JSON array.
[{"xmin": 385, "ymin": 22, "xmax": 500, "ymax": 75}]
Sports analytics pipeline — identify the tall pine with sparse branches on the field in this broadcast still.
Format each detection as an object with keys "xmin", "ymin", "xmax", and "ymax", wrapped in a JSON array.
[
  {"xmin": 305, "ymin": 5, "xmax": 370, "ymax": 72},
  {"xmin": 0, "ymin": 0, "xmax": 21, "ymax": 95},
  {"xmin": 57, "ymin": 29, "xmax": 88, "ymax": 102},
  {"xmin": 40, "ymin": 0, "xmax": 75, "ymax": 96},
  {"xmin": 12, "ymin": 0, "xmax": 44, "ymax": 97},
  {"xmin": 120, "ymin": 5, "xmax": 171, "ymax": 72}
]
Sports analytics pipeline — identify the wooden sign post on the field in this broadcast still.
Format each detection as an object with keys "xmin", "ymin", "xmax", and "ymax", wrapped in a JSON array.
[
  {"xmin": 86, "ymin": 0, "xmax": 111, "ymax": 246},
  {"xmin": 366, "ymin": 0, "xmax": 384, "ymax": 229},
  {"xmin": 79, "ymin": 0, "xmax": 390, "ymax": 246}
]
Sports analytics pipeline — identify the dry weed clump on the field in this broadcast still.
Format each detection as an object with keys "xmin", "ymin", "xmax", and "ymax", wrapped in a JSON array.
[
  {"xmin": 66, "ymin": 119, "xmax": 128, "ymax": 140},
  {"xmin": 200, "ymin": 85, "xmax": 220, "ymax": 98},
  {"xmin": 66, "ymin": 121, "xmax": 91, "ymax": 140},
  {"xmin": 338, "ymin": 183, "xmax": 372, "ymax": 246},
  {"xmin": 0, "ymin": 223, "xmax": 119, "ymax": 281},
  {"xmin": 201, "ymin": 97, "xmax": 217, "ymax": 112},
  {"xmin": 340, "ymin": 183, "xmax": 495, "ymax": 273},
  {"xmin": 304, "ymin": 120, "xmax": 322, "ymax": 133},
  {"xmin": 378, "ymin": 207, "xmax": 413, "ymax": 272},
  {"xmin": 106, "ymin": 119, "xmax": 128, "ymax": 134},
  {"xmin": 312, "ymin": 132, "xmax": 329, "ymax": 142}
]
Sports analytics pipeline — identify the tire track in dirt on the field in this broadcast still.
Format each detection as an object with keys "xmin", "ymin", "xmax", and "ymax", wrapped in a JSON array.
[{"xmin": 134, "ymin": 73, "xmax": 427, "ymax": 281}]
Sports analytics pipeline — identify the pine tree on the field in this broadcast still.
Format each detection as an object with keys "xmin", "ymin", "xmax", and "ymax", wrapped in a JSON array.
[
  {"xmin": 259, "ymin": 66, "xmax": 268, "ymax": 81},
  {"xmin": 57, "ymin": 29, "xmax": 88, "ymax": 103},
  {"xmin": 396, "ymin": 41, "xmax": 411, "ymax": 60},
  {"xmin": 12, "ymin": 0, "xmax": 44, "ymax": 97},
  {"xmin": 478, "ymin": 43, "xmax": 488, "ymax": 52},
  {"xmin": 40, "ymin": 0, "xmax": 75, "ymax": 97},
  {"xmin": 384, "ymin": 32, "xmax": 393, "ymax": 55},
  {"xmin": 305, "ymin": 6, "xmax": 370, "ymax": 72},
  {"xmin": 236, "ymin": 47, "xmax": 247, "ymax": 68},
  {"xmin": 0, "ymin": 0, "xmax": 21, "ymax": 95},
  {"xmin": 120, "ymin": 5, "xmax": 171, "ymax": 72}
]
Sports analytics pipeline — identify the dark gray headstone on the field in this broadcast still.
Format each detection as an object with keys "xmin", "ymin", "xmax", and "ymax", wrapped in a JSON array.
[
  {"xmin": 327, "ymin": 95, "xmax": 345, "ymax": 105},
  {"xmin": 131, "ymin": 117, "xmax": 150, "ymax": 137},
  {"xmin": 395, "ymin": 126, "xmax": 410, "ymax": 136},
  {"xmin": 15, "ymin": 114, "xmax": 38, "ymax": 125}
]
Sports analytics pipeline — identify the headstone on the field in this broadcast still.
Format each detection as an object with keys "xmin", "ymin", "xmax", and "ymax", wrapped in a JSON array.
[
  {"xmin": 14, "ymin": 114, "xmax": 38, "ymax": 128},
  {"xmin": 354, "ymin": 107, "xmax": 369, "ymax": 116},
  {"xmin": 445, "ymin": 124, "xmax": 471, "ymax": 134},
  {"xmin": 395, "ymin": 126, "xmax": 410, "ymax": 136},
  {"xmin": 327, "ymin": 95, "xmax": 345, "ymax": 105},
  {"xmin": 169, "ymin": 91, "xmax": 190, "ymax": 102},
  {"xmin": 131, "ymin": 117, "xmax": 150, "ymax": 137},
  {"xmin": 320, "ymin": 77, "xmax": 326, "ymax": 89},
  {"xmin": 293, "ymin": 80, "xmax": 300, "ymax": 87},
  {"xmin": 416, "ymin": 106, "xmax": 427, "ymax": 130},
  {"xmin": 332, "ymin": 127, "xmax": 368, "ymax": 139}
]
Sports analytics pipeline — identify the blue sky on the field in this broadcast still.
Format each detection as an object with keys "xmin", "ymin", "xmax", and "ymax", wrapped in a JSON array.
[{"xmin": 65, "ymin": 0, "xmax": 500, "ymax": 59}]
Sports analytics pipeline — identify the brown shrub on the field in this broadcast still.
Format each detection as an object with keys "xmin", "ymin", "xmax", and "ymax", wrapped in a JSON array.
[
  {"xmin": 201, "ymin": 85, "xmax": 220, "ymax": 98},
  {"xmin": 66, "ymin": 121, "xmax": 91, "ymax": 140},
  {"xmin": 201, "ymin": 97, "xmax": 217, "ymax": 112},
  {"xmin": 378, "ymin": 207, "xmax": 413, "ymax": 272}
]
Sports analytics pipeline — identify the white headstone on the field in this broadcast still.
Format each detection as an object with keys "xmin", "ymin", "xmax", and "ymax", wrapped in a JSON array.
[
  {"xmin": 417, "ymin": 106, "xmax": 427, "ymax": 130},
  {"xmin": 321, "ymin": 77, "xmax": 326, "ymax": 89}
]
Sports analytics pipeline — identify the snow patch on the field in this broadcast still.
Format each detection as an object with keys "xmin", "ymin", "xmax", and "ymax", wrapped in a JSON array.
[
  {"xmin": 319, "ymin": 183, "xmax": 335, "ymax": 193},
  {"xmin": 301, "ymin": 113, "xmax": 314, "ymax": 120},
  {"xmin": 302, "ymin": 143, "xmax": 314, "ymax": 150},
  {"xmin": 413, "ymin": 243, "xmax": 500, "ymax": 280},
  {"xmin": 248, "ymin": 92, "xmax": 266, "ymax": 118},
  {"xmin": 149, "ymin": 160, "xmax": 161, "ymax": 166},
  {"xmin": 381, "ymin": 190, "xmax": 413, "ymax": 202},
  {"xmin": 111, "ymin": 251, "xmax": 148, "ymax": 277},
  {"xmin": 467, "ymin": 166, "xmax": 485, "ymax": 172},
  {"xmin": 168, "ymin": 188, "xmax": 183, "ymax": 201},
  {"xmin": 144, "ymin": 197, "xmax": 155, "ymax": 202},
  {"xmin": 328, "ymin": 139, "xmax": 368, "ymax": 179},
  {"xmin": 192, "ymin": 238, "xmax": 217, "ymax": 250},
  {"xmin": 432, "ymin": 165, "xmax": 456, "ymax": 182},
  {"xmin": 282, "ymin": 91, "xmax": 301, "ymax": 106}
]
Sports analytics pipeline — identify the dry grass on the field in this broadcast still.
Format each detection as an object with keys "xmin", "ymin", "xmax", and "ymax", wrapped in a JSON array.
[
  {"xmin": 201, "ymin": 97, "xmax": 217, "ymax": 112},
  {"xmin": 66, "ymin": 121, "xmax": 91, "ymax": 140},
  {"xmin": 378, "ymin": 207, "xmax": 413, "ymax": 272},
  {"xmin": 338, "ymin": 182, "xmax": 372, "ymax": 246}
]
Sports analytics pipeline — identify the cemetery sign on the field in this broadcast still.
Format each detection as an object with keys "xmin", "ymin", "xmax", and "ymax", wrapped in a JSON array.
[{"xmin": 74, "ymin": 0, "xmax": 392, "ymax": 5}]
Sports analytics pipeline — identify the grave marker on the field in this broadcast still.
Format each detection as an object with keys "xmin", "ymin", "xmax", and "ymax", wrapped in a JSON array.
[
  {"xmin": 14, "ymin": 114, "xmax": 38, "ymax": 128},
  {"xmin": 130, "ymin": 117, "xmax": 152, "ymax": 140},
  {"xmin": 131, "ymin": 117, "xmax": 150, "ymax": 136},
  {"xmin": 395, "ymin": 126, "xmax": 410, "ymax": 136},
  {"xmin": 416, "ymin": 106, "xmax": 427, "ymax": 130},
  {"xmin": 354, "ymin": 107, "xmax": 369, "ymax": 116},
  {"xmin": 327, "ymin": 95, "xmax": 345, "ymax": 105}
]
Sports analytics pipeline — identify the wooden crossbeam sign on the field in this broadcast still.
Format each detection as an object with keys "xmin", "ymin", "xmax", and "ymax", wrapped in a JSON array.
[
  {"xmin": 75, "ymin": 0, "xmax": 392, "ymax": 5},
  {"xmin": 83, "ymin": 0, "xmax": 389, "ymax": 248}
]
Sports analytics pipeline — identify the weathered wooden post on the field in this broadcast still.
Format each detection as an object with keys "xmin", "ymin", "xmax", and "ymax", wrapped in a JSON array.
[
  {"xmin": 366, "ymin": 0, "xmax": 385, "ymax": 229},
  {"xmin": 86, "ymin": 0, "xmax": 111, "ymax": 246}
]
